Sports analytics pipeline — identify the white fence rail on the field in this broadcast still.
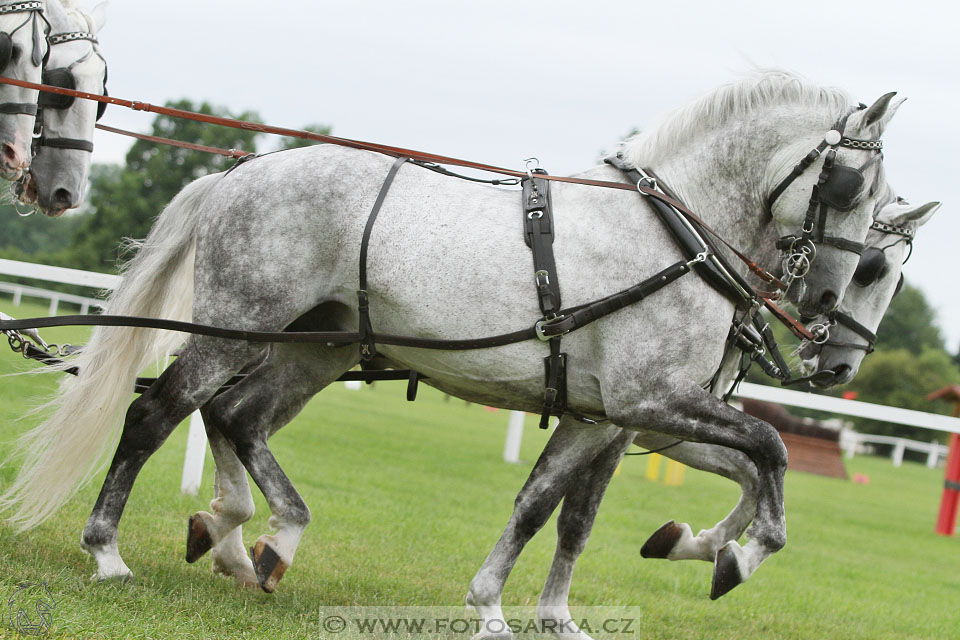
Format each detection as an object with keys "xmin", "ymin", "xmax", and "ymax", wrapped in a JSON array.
[
  {"xmin": 839, "ymin": 429, "xmax": 949, "ymax": 468},
  {"xmin": 0, "ymin": 259, "xmax": 207, "ymax": 495},
  {"xmin": 0, "ymin": 281, "xmax": 105, "ymax": 315}
]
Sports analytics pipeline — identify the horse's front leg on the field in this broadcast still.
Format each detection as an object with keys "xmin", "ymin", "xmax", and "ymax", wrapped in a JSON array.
[
  {"xmin": 636, "ymin": 435, "xmax": 758, "ymax": 563},
  {"xmin": 466, "ymin": 418, "xmax": 622, "ymax": 640},
  {"xmin": 605, "ymin": 376, "xmax": 787, "ymax": 599}
]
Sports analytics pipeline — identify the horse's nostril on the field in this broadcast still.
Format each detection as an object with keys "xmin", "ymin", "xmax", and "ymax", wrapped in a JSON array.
[
  {"xmin": 52, "ymin": 188, "xmax": 74, "ymax": 208},
  {"xmin": 832, "ymin": 364, "xmax": 851, "ymax": 379},
  {"xmin": 2, "ymin": 142, "xmax": 20, "ymax": 167},
  {"xmin": 819, "ymin": 290, "xmax": 838, "ymax": 313}
]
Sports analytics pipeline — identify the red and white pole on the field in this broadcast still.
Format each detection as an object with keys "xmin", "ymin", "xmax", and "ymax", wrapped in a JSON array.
[{"xmin": 935, "ymin": 432, "xmax": 960, "ymax": 536}]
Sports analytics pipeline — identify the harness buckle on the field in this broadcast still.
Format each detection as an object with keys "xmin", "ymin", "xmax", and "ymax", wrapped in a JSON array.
[
  {"xmin": 535, "ymin": 316, "xmax": 567, "ymax": 341},
  {"xmin": 534, "ymin": 269, "xmax": 550, "ymax": 287}
]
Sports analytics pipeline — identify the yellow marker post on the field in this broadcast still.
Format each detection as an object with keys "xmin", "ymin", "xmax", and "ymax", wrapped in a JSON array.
[
  {"xmin": 664, "ymin": 459, "xmax": 686, "ymax": 486},
  {"xmin": 645, "ymin": 453, "xmax": 663, "ymax": 482}
]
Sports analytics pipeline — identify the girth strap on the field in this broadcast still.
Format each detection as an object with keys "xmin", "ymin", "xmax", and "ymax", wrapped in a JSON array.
[{"xmin": 358, "ymin": 156, "xmax": 409, "ymax": 360}]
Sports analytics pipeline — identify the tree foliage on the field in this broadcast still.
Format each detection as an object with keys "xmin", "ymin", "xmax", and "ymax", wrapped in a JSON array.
[
  {"xmin": 278, "ymin": 123, "xmax": 332, "ymax": 150},
  {"xmin": 66, "ymin": 100, "xmax": 262, "ymax": 272},
  {"xmin": 875, "ymin": 282, "xmax": 944, "ymax": 354}
]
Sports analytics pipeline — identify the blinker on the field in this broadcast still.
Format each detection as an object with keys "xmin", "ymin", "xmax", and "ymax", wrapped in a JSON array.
[
  {"xmin": 0, "ymin": 32, "xmax": 11, "ymax": 72},
  {"xmin": 819, "ymin": 164, "xmax": 864, "ymax": 211},
  {"xmin": 38, "ymin": 68, "xmax": 75, "ymax": 110},
  {"xmin": 853, "ymin": 247, "xmax": 886, "ymax": 287}
]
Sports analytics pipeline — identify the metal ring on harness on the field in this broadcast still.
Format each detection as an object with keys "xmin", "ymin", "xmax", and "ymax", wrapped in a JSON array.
[{"xmin": 808, "ymin": 323, "xmax": 831, "ymax": 345}]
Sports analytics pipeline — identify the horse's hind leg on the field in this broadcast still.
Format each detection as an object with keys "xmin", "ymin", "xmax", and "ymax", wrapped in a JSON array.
[
  {"xmin": 638, "ymin": 436, "xmax": 758, "ymax": 563},
  {"xmin": 185, "ymin": 422, "xmax": 259, "ymax": 587},
  {"xmin": 537, "ymin": 428, "xmax": 635, "ymax": 640},
  {"xmin": 80, "ymin": 339, "xmax": 261, "ymax": 582},
  {"xmin": 198, "ymin": 344, "xmax": 358, "ymax": 593},
  {"xmin": 467, "ymin": 418, "xmax": 622, "ymax": 639}
]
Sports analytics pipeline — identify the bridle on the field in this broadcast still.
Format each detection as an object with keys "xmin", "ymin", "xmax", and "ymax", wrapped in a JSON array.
[
  {"xmin": 805, "ymin": 218, "xmax": 914, "ymax": 354},
  {"xmin": 32, "ymin": 29, "xmax": 107, "ymax": 154},
  {"xmin": 0, "ymin": 0, "xmax": 50, "ymax": 117},
  {"xmin": 768, "ymin": 105, "xmax": 885, "ymax": 299}
]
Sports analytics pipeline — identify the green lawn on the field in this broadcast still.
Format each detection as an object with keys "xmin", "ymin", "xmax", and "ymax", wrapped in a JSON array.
[{"xmin": 1, "ymin": 298, "xmax": 958, "ymax": 639}]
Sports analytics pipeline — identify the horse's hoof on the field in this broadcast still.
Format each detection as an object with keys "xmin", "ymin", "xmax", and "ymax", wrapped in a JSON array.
[
  {"xmin": 710, "ymin": 544, "xmax": 743, "ymax": 600},
  {"xmin": 186, "ymin": 514, "xmax": 214, "ymax": 563},
  {"xmin": 640, "ymin": 520, "xmax": 685, "ymax": 559},
  {"xmin": 92, "ymin": 572, "xmax": 134, "ymax": 585},
  {"xmin": 250, "ymin": 539, "xmax": 288, "ymax": 593}
]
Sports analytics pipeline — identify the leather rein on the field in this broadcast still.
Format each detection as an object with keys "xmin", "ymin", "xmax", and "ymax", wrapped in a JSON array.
[{"xmin": 5, "ymin": 75, "xmax": 882, "ymax": 383}]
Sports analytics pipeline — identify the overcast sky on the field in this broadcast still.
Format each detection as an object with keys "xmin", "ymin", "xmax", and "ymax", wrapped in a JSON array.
[{"xmin": 88, "ymin": 0, "xmax": 957, "ymax": 350}]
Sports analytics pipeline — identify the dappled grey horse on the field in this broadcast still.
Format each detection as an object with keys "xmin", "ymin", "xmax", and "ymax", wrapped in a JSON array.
[
  {"xmin": 1, "ymin": 72, "xmax": 915, "ymax": 628},
  {"xmin": 514, "ymin": 196, "xmax": 938, "ymax": 639}
]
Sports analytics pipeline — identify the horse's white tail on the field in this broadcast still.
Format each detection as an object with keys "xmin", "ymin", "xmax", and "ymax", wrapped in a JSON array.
[{"xmin": 0, "ymin": 173, "xmax": 224, "ymax": 531}]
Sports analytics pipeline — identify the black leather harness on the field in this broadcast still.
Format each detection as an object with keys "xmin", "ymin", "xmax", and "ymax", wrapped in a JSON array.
[{"xmin": 3, "ymin": 149, "xmax": 865, "ymax": 409}]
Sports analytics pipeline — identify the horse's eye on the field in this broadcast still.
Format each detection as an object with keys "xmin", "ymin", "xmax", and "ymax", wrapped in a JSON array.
[{"xmin": 10, "ymin": 45, "xmax": 21, "ymax": 62}]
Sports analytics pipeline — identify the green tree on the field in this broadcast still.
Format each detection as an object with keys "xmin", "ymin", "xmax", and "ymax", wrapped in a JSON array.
[
  {"xmin": 875, "ymin": 281, "xmax": 944, "ymax": 354},
  {"xmin": 278, "ymin": 123, "xmax": 332, "ymax": 150},
  {"xmin": 0, "ymin": 204, "xmax": 83, "ymax": 257},
  {"xmin": 65, "ymin": 99, "xmax": 262, "ymax": 272}
]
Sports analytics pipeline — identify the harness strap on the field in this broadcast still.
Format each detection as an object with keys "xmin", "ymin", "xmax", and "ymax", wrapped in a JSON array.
[
  {"xmin": 0, "ymin": 103, "xmax": 37, "ymax": 115},
  {"xmin": 520, "ymin": 168, "xmax": 568, "ymax": 427},
  {"xmin": 357, "ymin": 156, "xmax": 408, "ymax": 360},
  {"xmin": 523, "ymin": 169, "xmax": 562, "ymax": 317},
  {"xmin": 37, "ymin": 136, "xmax": 94, "ymax": 152}
]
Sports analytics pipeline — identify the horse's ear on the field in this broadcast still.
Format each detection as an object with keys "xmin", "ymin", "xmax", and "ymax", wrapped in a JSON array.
[
  {"xmin": 89, "ymin": 2, "xmax": 108, "ymax": 33},
  {"xmin": 878, "ymin": 199, "xmax": 941, "ymax": 228},
  {"xmin": 863, "ymin": 91, "xmax": 898, "ymax": 127}
]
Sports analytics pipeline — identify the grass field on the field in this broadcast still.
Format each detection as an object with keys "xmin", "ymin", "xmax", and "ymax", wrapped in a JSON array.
[{"xmin": 1, "ymin": 298, "xmax": 958, "ymax": 639}]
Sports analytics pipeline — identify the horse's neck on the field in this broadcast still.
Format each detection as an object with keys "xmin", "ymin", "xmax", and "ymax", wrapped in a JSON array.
[{"xmin": 643, "ymin": 111, "xmax": 822, "ymax": 278}]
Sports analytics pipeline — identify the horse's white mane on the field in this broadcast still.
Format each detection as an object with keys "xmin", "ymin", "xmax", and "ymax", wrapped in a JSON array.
[{"xmin": 622, "ymin": 69, "xmax": 852, "ymax": 166}]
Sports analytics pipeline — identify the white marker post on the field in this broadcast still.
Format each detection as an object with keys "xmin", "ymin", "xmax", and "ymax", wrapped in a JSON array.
[{"xmin": 504, "ymin": 411, "xmax": 525, "ymax": 463}]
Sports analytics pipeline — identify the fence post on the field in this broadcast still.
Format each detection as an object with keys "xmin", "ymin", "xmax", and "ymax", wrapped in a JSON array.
[
  {"xmin": 927, "ymin": 440, "xmax": 940, "ymax": 469},
  {"xmin": 503, "ymin": 411, "xmax": 525, "ymax": 463},
  {"xmin": 892, "ymin": 440, "xmax": 905, "ymax": 467}
]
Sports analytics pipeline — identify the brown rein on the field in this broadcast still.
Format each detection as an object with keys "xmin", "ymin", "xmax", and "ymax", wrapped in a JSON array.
[{"xmin": 1, "ymin": 74, "xmax": 811, "ymax": 341}]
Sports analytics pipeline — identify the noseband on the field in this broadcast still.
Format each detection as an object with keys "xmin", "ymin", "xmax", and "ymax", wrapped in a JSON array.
[
  {"xmin": 768, "ymin": 106, "xmax": 884, "ymax": 296},
  {"xmin": 806, "ymin": 219, "xmax": 914, "ymax": 354}
]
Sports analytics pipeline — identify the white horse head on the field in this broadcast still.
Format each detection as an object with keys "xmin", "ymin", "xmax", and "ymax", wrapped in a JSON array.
[
  {"xmin": 619, "ymin": 71, "xmax": 903, "ymax": 319},
  {"xmin": 801, "ymin": 197, "xmax": 940, "ymax": 385},
  {"xmin": 767, "ymin": 91, "xmax": 903, "ymax": 317},
  {"xmin": 0, "ymin": 0, "xmax": 50, "ymax": 179},
  {"xmin": 18, "ymin": 0, "xmax": 107, "ymax": 216}
]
